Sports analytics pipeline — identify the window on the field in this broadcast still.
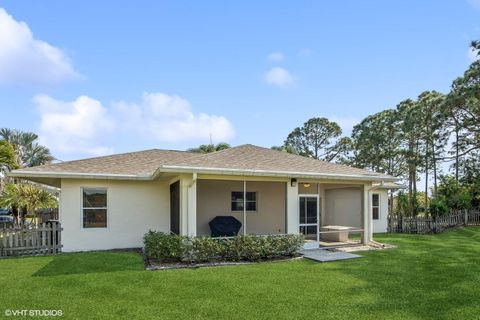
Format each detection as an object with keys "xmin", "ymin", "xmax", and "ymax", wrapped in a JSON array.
[
  {"xmin": 82, "ymin": 188, "xmax": 107, "ymax": 228},
  {"xmin": 372, "ymin": 194, "xmax": 380, "ymax": 220},
  {"xmin": 231, "ymin": 191, "xmax": 257, "ymax": 211}
]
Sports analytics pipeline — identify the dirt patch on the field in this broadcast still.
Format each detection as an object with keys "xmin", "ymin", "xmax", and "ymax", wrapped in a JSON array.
[{"xmin": 332, "ymin": 242, "xmax": 396, "ymax": 253}]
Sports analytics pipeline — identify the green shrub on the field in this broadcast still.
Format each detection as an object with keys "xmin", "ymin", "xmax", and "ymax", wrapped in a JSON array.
[
  {"xmin": 437, "ymin": 176, "xmax": 473, "ymax": 210},
  {"xmin": 192, "ymin": 237, "xmax": 223, "ymax": 262},
  {"xmin": 143, "ymin": 231, "xmax": 188, "ymax": 262},
  {"xmin": 220, "ymin": 237, "xmax": 243, "ymax": 261},
  {"xmin": 235, "ymin": 236, "xmax": 259, "ymax": 261},
  {"xmin": 429, "ymin": 196, "xmax": 449, "ymax": 217},
  {"xmin": 144, "ymin": 231, "xmax": 304, "ymax": 263},
  {"xmin": 271, "ymin": 234, "xmax": 305, "ymax": 256}
]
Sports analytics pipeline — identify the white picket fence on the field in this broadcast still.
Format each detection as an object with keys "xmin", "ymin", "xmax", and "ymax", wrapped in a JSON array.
[
  {"xmin": 0, "ymin": 222, "xmax": 62, "ymax": 257},
  {"xmin": 388, "ymin": 209, "xmax": 480, "ymax": 234}
]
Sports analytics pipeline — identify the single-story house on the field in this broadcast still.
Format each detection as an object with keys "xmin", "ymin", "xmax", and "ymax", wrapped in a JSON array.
[{"xmin": 10, "ymin": 144, "xmax": 400, "ymax": 252}]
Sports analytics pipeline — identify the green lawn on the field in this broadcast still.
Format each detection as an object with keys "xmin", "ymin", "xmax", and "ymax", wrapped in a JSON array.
[{"xmin": 1, "ymin": 228, "xmax": 479, "ymax": 320}]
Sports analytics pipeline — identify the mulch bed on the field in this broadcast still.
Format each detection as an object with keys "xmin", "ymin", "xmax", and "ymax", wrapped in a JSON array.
[{"xmin": 143, "ymin": 249, "xmax": 302, "ymax": 270}]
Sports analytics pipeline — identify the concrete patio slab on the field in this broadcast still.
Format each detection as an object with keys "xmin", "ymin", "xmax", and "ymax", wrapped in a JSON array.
[{"xmin": 301, "ymin": 249, "xmax": 362, "ymax": 262}]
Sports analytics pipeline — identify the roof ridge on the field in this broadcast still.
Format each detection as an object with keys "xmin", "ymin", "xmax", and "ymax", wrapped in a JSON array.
[
  {"xmin": 208, "ymin": 143, "xmax": 381, "ymax": 176},
  {"xmin": 204, "ymin": 144, "xmax": 253, "ymax": 156},
  {"xmin": 35, "ymin": 148, "xmax": 197, "ymax": 169},
  {"xmin": 248, "ymin": 144, "xmax": 378, "ymax": 172}
]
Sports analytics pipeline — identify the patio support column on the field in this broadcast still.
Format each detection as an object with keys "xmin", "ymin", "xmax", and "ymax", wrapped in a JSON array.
[
  {"xmin": 187, "ymin": 173, "xmax": 197, "ymax": 237},
  {"xmin": 286, "ymin": 181, "xmax": 299, "ymax": 234},
  {"xmin": 180, "ymin": 174, "xmax": 197, "ymax": 237},
  {"xmin": 361, "ymin": 184, "xmax": 371, "ymax": 245},
  {"xmin": 243, "ymin": 180, "xmax": 246, "ymax": 235}
]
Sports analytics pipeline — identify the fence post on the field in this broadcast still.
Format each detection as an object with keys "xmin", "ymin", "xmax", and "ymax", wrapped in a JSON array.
[
  {"xmin": 52, "ymin": 222, "xmax": 57, "ymax": 255},
  {"xmin": 464, "ymin": 209, "xmax": 468, "ymax": 226}
]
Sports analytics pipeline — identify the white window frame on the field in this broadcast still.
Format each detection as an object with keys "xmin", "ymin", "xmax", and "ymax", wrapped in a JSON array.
[
  {"xmin": 81, "ymin": 187, "xmax": 108, "ymax": 229},
  {"xmin": 231, "ymin": 191, "xmax": 257, "ymax": 212},
  {"xmin": 372, "ymin": 193, "xmax": 380, "ymax": 220}
]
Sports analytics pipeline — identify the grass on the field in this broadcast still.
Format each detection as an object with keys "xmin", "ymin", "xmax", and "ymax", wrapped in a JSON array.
[{"xmin": 0, "ymin": 228, "xmax": 479, "ymax": 320}]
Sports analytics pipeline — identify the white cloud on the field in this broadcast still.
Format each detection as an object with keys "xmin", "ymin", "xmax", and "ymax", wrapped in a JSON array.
[
  {"xmin": 263, "ymin": 67, "xmax": 296, "ymax": 88},
  {"xmin": 329, "ymin": 116, "xmax": 361, "ymax": 135},
  {"xmin": 267, "ymin": 52, "xmax": 284, "ymax": 62},
  {"xmin": 0, "ymin": 8, "xmax": 78, "ymax": 86},
  {"xmin": 34, "ymin": 95, "xmax": 114, "ymax": 157},
  {"xmin": 467, "ymin": 46, "xmax": 480, "ymax": 61},
  {"xmin": 34, "ymin": 92, "xmax": 235, "ymax": 158},
  {"xmin": 113, "ymin": 92, "xmax": 235, "ymax": 143}
]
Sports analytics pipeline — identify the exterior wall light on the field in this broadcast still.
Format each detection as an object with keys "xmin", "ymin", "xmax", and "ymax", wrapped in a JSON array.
[{"xmin": 290, "ymin": 178, "xmax": 297, "ymax": 187}]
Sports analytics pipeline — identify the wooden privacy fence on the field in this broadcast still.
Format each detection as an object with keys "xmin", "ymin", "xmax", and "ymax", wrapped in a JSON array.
[
  {"xmin": 0, "ymin": 222, "xmax": 62, "ymax": 257},
  {"xmin": 388, "ymin": 209, "xmax": 480, "ymax": 234},
  {"xmin": 468, "ymin": 210, "xmax": 480, "ymax": 226}
]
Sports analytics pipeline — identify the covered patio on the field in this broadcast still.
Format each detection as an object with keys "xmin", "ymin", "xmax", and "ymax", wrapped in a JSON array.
[
  {"xmin": 196, "ymin": 179, "xmax": 286, "ymax": 236},
  {"xmin": 172, "ymin": 174, "xmax": 375, "ymax": 249}
]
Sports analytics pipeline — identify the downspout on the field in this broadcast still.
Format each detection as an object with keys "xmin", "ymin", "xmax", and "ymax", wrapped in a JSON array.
[{"xmin": 189, "ymin": 173, "xmax": 197, "ymax": 187}]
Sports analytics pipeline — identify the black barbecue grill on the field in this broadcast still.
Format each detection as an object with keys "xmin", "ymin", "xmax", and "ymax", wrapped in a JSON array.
[{"xmin": 209, "ymin": 216, "xmax": 242, "ymax": 237}]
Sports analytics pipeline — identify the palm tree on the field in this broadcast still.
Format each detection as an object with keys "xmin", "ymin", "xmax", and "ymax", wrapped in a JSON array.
[
  {"xmin": 0, "ymin": 129, "xmax": 55, "ymax": 221},
  {"xmin": 0, "ymin": 140, "xmax": 18, "ymax": 173},
  {"xmin": 0, "ymin": 140, "xmax": 19, "ymax": 190},
  {"xmin": 0, "ymin": 128, "xmax": 55, "ymax": 168},
  {"xmin": 187, "ymin": 142, "xmax": 231, "ymax": 153},
  {"xmin": 0, "ymin": 183, "xmax": 58, "ymax": 225}
]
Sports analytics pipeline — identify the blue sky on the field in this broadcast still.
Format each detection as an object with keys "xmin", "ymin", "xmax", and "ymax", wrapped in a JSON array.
[{"xmin": 0, "ymin": 0, "xmax": 479, "ymax": 161}]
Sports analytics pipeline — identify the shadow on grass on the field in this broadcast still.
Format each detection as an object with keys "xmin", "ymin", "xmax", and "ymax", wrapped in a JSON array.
[{"xmin": 33, "ymin": 251, "xmax": 144, "ymax": 277}]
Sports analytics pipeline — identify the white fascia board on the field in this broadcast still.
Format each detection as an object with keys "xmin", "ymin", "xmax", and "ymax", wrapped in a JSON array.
[
  {"xmin": 156, "ymin": 165, "xmax": 399, "ymax": 182},
  {"xmin": 9, "ymin": 165, "xmax": 399, "ymax": 183},
  {"xmin": 371, "ymin": 184, "xmax": 407, "ymax": 190},
  {"xmin": 8, "ymin": 170, "xmax": 152, "ymax": 181}
]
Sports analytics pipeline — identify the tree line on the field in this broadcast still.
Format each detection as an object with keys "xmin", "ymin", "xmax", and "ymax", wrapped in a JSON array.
[
  {"xmin": 187, "ymin": 41, "xmax": 479, "ymax": 217},
  {"xmin": 273, "ymin": 41, "xmax": 480, "ymax": 216},
  {"xmin": 2, "ymin": 42, "xmax": 479, "ymax": 220}
]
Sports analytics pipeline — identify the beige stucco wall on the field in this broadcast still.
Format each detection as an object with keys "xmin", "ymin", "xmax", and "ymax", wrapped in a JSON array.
[
  {"xmin": 324, "ymin": 187, "xmax": 362, "ymax": 228},
  {"xmin": 60, "ymin": 178, "xmax": 169, "ymax": 252},
  {"xmin": 323, "ymin": 186, "xmax": 388, "ymax": 234},
  {"xmin": 196, "ymin": 180, "xmax": 286, "ymax": 236},
  {"xmin": 298, "ymin": 183, "xmax": 319, "ymax": 195}
]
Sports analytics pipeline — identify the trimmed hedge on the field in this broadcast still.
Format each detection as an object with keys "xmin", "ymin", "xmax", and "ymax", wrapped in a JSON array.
[{"xmin": 143, "ymin": 231, "xmax": 304, "ymax": 263}]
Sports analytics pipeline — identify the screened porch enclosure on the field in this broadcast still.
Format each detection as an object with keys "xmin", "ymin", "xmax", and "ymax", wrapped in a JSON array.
[
  {"xmin": 176, "ymin": 176, "xmax": 372, "ymax": 247},
  {"xmin": 296, "ymin": 182, "xmax": 366, "ymax": 247},
  {"xmin": 196, "ymin": 179, "xmax": 286, "ymax": 236}
]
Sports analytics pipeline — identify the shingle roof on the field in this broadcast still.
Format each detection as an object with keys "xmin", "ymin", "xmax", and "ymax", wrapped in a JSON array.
[
  {"xmin": 15, "ymin": 149, "xmax": 205, "ymax": 176},
  {"xmin": 10, "ymin": 144, "xmax": 395, "ymax": 182}
]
